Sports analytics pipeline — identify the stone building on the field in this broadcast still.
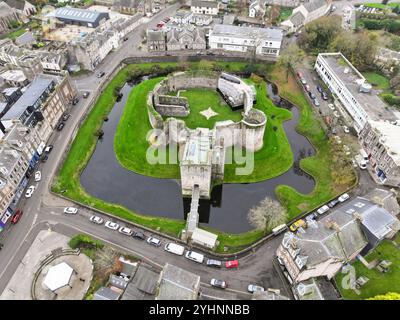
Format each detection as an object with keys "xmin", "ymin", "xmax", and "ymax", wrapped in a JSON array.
[
  {"xmin": 0, "ymin": 2, "xmax": 23, "ymax": 34},
  {"xmin": 190, "ymin": 0, "xmax": 219, "ymax": 16},
  {"xmin": 166, "ymin": 27, "xmax": 206, "ymax": 51},
  {"xmin": 4, "ymin": 0, "xmax": 36, "ymax": 18},
  {"xmin": 146, "ymin": 29, "xmax": 166, "ymax": 52}
]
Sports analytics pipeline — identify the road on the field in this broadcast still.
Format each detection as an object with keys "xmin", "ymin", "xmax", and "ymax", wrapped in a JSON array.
[{"xmin": 0, "ymin": 3, "xmax": 290, "ymax": 299}]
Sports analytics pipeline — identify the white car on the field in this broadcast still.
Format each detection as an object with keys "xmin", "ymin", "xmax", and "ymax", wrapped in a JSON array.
[
  {"xmin": 317, "ymin": 205, "xmax": 330, "ymax": 215},
  {"xmin": 147, "ymin": 237, "xmax": 161, "ymax": 247},
  {"xmin": 301, "ymin": 78, "xmax": 307, "ymax": 85},
  {"xmin": 105, "ymin": 221, "xmax": 119, "ymax": 230},
  {"xmin": 89, "ymin": 215, "xmax": 104, "ymax": 224},
  {"xmin": 328, "ymin": 103, "xmax": 335, "ymax": 111},
  {"xmin": 34, "ymin": 171, "xmax": 41, "ymax": 182},
  {"xmin": 247, "ymin": 284, "xmax": 265, "ymax": 293},
  {"xmin": 63, "ymin": 207, "xmax": 78, "ymax": 214},
  {"xmin": 334, "ymin": 135, "xmax": 342, "ymax": 144},
  {"xmin": 118, "ymin": 226, "xmax": 133, "ymax": 236},
  {"xmin": 333, "ymin": 110, "xmax": 340, "ymax": 118},
  {"xmin": 338, "ymin": 193, "xmax": 350, "ymax": 202},
  {"xmin": 25, "ymin": 185, "xmax": 35, "ymax": 198},
  {"xmin": 343, "ymin": 126, "xmax": 350, "ymax": 133}
]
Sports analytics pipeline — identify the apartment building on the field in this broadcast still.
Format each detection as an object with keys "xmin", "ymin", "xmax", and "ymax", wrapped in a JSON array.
[
  {"xmin": 314, "ymin": 53, "xmax": 396, "ymax": 133},
  {"xmin": 190, "ymin": 0, "xmax": 219, "ymax": 16},
  {"xmin": 0, "ymin": 2, "xmax": 23, "ymax": 34},
  {"xmin": 208, "ymin": 24, "xmax": 283, "ymax": 57},
  {"xmin": 359, "ymin": 120, "xmax": 400, "ymax": 186}
]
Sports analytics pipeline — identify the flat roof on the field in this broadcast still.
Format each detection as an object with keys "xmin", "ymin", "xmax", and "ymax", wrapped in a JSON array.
[
  {"xmin": 2, "ymin": 75, "xmax": 55, "ymax": 120},
  {"xmin": 368, "ymin": 120, "xmax": 400, "ymax": 164},
  {"xmin": 182, "ymin": 129, "xmax": 212, "ymax": 166},
  {"xmin": 0, "ymin": 70, "xmax": 27, "ymax": 82},
  {"xmin": 319, "ymin": 53, "xmax": 396, "ymax": 122},
  {"xmin": 211, "ymin": 24, "xmax": 283, "ymax": 41},
  {"xmin": 49, "ymin": 7, "xmax": 108, "ymax": 24}
]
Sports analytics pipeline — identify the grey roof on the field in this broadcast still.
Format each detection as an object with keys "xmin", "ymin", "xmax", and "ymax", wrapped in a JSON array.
[
  {"xmin": 222, "ymin": 14, "xmax": 235, "ymax": 25},
  {"xmin": 121, "ymin": 264, "xmax": 158, "ymax": 300},
  {"xmin": 191, "ymin": 0, "xmax": 219, "ymax": 8},
  {"xmin": 93, "ymin": 287, "xmax": 120, "ymax": 300},
  {"xmin": 2, "ymin": 75, "xmax": 55, "ymax": 120},
  {"xmin": 0, "ymin": 2, "xmax": 13, "ymax": 17},
  {"xmin": 147, "ymin": 29, "xmax": 165, "ymax": 42},
  {"xmin": 109, "ymin": 275, "xmax": 128, "ymax": 290},
  {"xmin": 15, "ymin": 31, "xmax": 36, "ymax": 46},
  {"xmin": 156, "ymin": 263, "xmax": 200, "ymax": 300},
  {"xmin": 363, "ymin": 188, "xmax": 400, "ymax": 215},
  {"xmin": 303, "ymin": 0, "xmax": 328, "ymax": 13},
  {"xmin": 211, "ymin": 24, "xmax": 283, "ymax": 41},
  {"xmin": 50, "ymin": 7, "xmax": 109, "ymax": 24},
  {"xmin": 0, "ymin": 102, "xmax": 7, "ymax": 114},
  {"xmin": 4, "ymin": 0, "xmax": 25, "ymax": 11},
  {"xmin": 290, "ymin": 11, "xmax": 306, "ymax": 26}
]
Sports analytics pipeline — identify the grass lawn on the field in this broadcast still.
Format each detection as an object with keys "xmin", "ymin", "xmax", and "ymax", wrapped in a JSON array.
[
  {"xmin": 174, "ymin": 88, "xmax": 242, "ymax": 129},
  {"xmin": 363, "ymin": 72, "xmax": 390, "ymax": 90},
  {"xmin": 278, "ymin": 7, "xmax": 293, "ymax": 22},
  {"xmin": 335, "ymin": 234, "xmax": 400, "ymax": 300},
  {"xmin": 0, "ymin": 28, "xmax": 27, "ymax": 40},
  {"xmin": 364, "ymin": 3, "xmax": 400, "ymax": 9},
  {"xmin": 268, "ymin": 65, "xmax": 354, "ymax": 220}
]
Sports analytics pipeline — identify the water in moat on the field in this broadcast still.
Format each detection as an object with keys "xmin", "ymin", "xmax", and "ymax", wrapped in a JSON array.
[{"xmin": 80, "ymin": 80, "xmax": 315, "ymax": 233}]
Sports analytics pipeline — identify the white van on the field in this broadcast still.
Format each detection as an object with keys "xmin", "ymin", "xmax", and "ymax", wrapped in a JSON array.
[
  {"xmin": 272, "ymin": 224, "xmax": 288, "ymax": 235},
  {"xmin": 164, "ymin": 243, "xmax": 185, "ymax": 256},
  {"xmin": 355, "ymin": 155, "xmax": 367, "ymax": 170},
  {"xmin": 359, "ymin": 149, "xmax": 369, "ymax": 162},
  {"xmin": 185, "ymin": 250, "xmax": 204, "ymax": 264}
]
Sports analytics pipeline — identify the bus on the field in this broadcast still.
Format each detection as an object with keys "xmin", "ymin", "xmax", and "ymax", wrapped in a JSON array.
[{"xmin": 272, "ymin": 224, "xmax": 288, "ymax": 235}]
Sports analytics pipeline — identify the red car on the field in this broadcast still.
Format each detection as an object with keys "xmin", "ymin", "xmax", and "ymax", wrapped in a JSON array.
[
  {"xmin": 297, "ymin": 71, "xmax": 303, "ymax": 78},
  {"xmin": 225, "ymin": 260, "xmax": 239, "ymax": 268},
  {"xmin": 11, "ymin": 210, "xmax": 23, "ymax": 224}
]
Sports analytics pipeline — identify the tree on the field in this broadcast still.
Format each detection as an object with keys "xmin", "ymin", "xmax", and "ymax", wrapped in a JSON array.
[
  {"xmin": 247, "ymin": 196, "xmax": 287, "ymax": 230},
  {"xmin": 368, "ymin": 292, "xmax": 400, "ymax": 300},
  {"xmin": 277, "ymin": 44, "xmax": 305, "ymax": 79},
  {"xmin": 298, "ymin": 15, "xmax": 343, "ymax": 53}
]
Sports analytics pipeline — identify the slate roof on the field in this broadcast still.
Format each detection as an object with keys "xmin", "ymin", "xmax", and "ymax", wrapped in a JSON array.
[
  {"xmin": 211, "ymin": 24, "xmax": 283, "ymax": 42},
  {"xmin": 191, "ymin": 0, "xmax": 219, "ymax": 8},
  {"xmin": 303, "ymin": 0, "xmax": 328, "ymax": 13},
  {"xmin": 290, "ymin": 11, "xmax": 306, "ymax": 26},
  {"xmin": 93, "ymin": 287, "xmax": 120, "ymax": 300},
  {"xmin": 147, "ymin": 29, "xmax": 165, "ymax": 42},
  {"xmin": 4, "ymin": 0, "xmax": 25, "ymax": 11},
  {"xmin": 15, "ymin": 31, "xmax": 36, "ymax": 46}
]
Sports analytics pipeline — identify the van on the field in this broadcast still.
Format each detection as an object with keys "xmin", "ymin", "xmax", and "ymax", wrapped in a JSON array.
[
  {"xmin": 185, "ymin": 250, "xmax": 204, "ymax": 264},
  {"xmin": 164, "ymin": 243, "xmax": 185, "ymax": 256},
  {"xmin": 359, "ymin": 149, "xmax": 369, "ymax": 162},
  {"xmin": 272, "ymin": 224, "xmax": 287, "ymax": 235}
]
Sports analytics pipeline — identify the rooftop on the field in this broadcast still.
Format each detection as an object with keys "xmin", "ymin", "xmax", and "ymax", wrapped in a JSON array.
[
  {"xmin": 156, "ymin": 263, "xmax": 200, "ymax": 300},
  {"xmin": 181, "ymin": 129, "xmax": 212, "ymax": 166},
  {"xmin": 0, "ymin": 70, "xmax": 27, "ymax": 83},
  {"xmin": 211, "ymin": 24, "xmax": 283, "ymax": 41},
  {"xmin": 48, "ymin": 7, "xmax": 109, "ymax": 24},
  {"xmin": 191, "ymin": 0, "xmax": 219, "ymax": 8},
  {"xmin": 303, "ymin": 0, "xmax": 329, "ymax": 13},
  {"xmin": 368, "ymin": 120, "xmax": 400, "ymax": 165},
  {"xmin": 319, "ymin": 53, "xmax": 397, "ymax": 122}
]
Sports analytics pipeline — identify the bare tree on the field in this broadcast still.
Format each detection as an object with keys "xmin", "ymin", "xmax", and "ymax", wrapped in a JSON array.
[{"xmin": 247, "ymin": 196, "xmax": 287, "ymax": 230}]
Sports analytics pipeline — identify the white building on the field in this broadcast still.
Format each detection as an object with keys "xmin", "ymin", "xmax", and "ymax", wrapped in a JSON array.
[
  {"xmin": 248, "ymin": 0, "xmax": 266, "ymax": 19},
  {"xmin": 314, "ymin": 53, "xmax": 395, "ymax": 133},
  {"xmin": 190, "ymin": 0, "xmax": 219, "ymax": 16},
  {"xmin": 281, "ymin": 0, "xmax": 331, "ymax": 33},
  {"xmin": 209, "ymin": 24, "xmax": 283, "ymax": 57}
]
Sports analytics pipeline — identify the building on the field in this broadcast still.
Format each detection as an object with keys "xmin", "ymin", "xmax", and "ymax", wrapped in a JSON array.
[
  {"xmin": 112, "ymin": 0, "xmax": 143, "ymax": 15},
  {"xmin": 208, "ymin": 24, "xmax": 283, "ymax": 57},
  {"xmin": 170, "ymin": 10, "xmax": 193, "ymax": 25},
  {"xmin": 248, "ymin": 0, "xmax": 266, "ymax": 19},
  {"xmin": 363, "ymin": 188, "xmax": 400, "ymax": 216},
  {"xmin": 48, "ymin": 7, "xmax": 110, "ymax": 28},
  {"xmin": 93, "ymin": 287, "xmax": 121, "ymax": 300},
  {"xmin": 314, "ymin": 53, "xmax": 396, "ymax": 133},
  {"xmin": 4, "ymin": 0, "xmax": 36, "ymax": 18},
  {"xmin": 14, "ymin": 31, "xmax": 36, "ymax": 47},
  {"xmin": 147, "ymin": 29, "xmax": 166, "ymax": 52},
  {"xmin": 166, "ymin": 27, "xmax": 206, "ymax": 51},
  {"xmin": 190, "ymin": 13, "xmax": 212, "ymax": 26},
  {"xmin": 0, "ymin": 2, "xmax": 23, "ymax": 34},
  {"xmin": 190, "ymin": 227, "xmax": 218, "ymax": 249},
  {"xmin": 1, "ymin": 73, "xmax": 77, "ymax": 142},
  {"xmin": 359, "ymin": 120, "xmax": 400, "ymax": 186},
  {"xmin": 276, "ymin": 196, "xmax": 400, "ymax": 284},
  {"xmin": 0, "ymin": 70, "xmax": 28, "ymax": 87},
  {"xmin": 155, "ymin": 263, "xmax": 200, "ymax": 300},
  {"xmin": 190, "ymin": 0, "xmax": 219, "ymax": 16},
  {"xmin": 281, "ymin": 0, "xmax": 331, "ymax": 33}
]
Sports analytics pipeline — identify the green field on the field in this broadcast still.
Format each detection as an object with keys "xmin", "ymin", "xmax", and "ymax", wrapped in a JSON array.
[
  {"xmin": 363, "ymin": 72, "xmax": 390, "ymax": 90},
  {"xmin": 278, "ymin": 7, "xmax": 293, "ymax": 22},
  {"xmin": 335, "ymin": 234, "xmax": 400, "ymax": 300},
  {"xmin": 364, "ymin": 3, "xmax": 400, "ymax": 9},
  {"xmin": 174, "ymin": 88, "xmax": 242, "ymax": 129}
]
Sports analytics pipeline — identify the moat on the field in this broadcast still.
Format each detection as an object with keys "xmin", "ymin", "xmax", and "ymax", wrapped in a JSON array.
[{"xmin": 81, "ymin": 81, "xmax": 315, "ymax": 233}]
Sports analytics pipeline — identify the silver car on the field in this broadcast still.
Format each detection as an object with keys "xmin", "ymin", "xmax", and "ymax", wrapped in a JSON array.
[
  {"xmin": 89, "ymin": 215, "xmax": 104, "ymax": 225},
  {"xmin": 247, "ymin": 284, "xmax": 265, "ymax": 293}
]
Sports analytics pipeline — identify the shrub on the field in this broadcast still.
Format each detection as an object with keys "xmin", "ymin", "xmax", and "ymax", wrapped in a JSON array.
[
  {"xmin": 382, "ymin": 93, "xmax": 400, "ymax": 106},
  {"xmin": 69, "ymin": 234, "xmax": 104, "ymax": 250}
]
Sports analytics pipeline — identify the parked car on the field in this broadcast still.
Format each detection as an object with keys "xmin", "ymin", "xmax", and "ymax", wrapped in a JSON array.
[
  {"xmin": 45, "ymin": 145, "xmax": 53, "ymax": 153},
  {"xmin": 206, "ymin": 259, "xmax": 222, "ymax": 268},
  {"xmin": 185, "ymin": 251, "xmax": 204, "ymax": 264},
  {"xmin": 105, "ymin": 221, "xmax": 119, "ymax": 230},
  {"xmin": 304, "ymin": 84, "xmax": 311, "ymax": 92},
  {"xmin": 83, "ymin": 91, "xmax": 90, "ymax": 98},
  {"xmin": 343, "ymin": 126, "xmax": 350, "ymax": 133},
  {"xmin": 63, "ymin": 207, "xmax": 78, "ymax": 214},
  {"xmin": 132, "ymin": 231, "xmax": 145, "ymax": 240},
  {"xmin": 316, "ymin": 85, "xmax": 323, "ymax": 93},
  {"xmin": 164, "ymin": 243, "xmax": 185, "ymax": 256},
  {"xmin": 297, "ymin": 71, "xmax": 303, "ymax": 78},
  {"xmin": 328, "ymin": 103, "xmax": 335, "ymax": 111},
  {"xmin": 210, "ymin": 279, "xmax": 227, "ymax": 289},
  {"xmin": 322, "ymin": 92, "xmax": 328, "ymax": 100},
  {"xmin": 333, "ymin": 110, "xmax": 340, "ymax": 118},
  {"xmin": 72, "ymin": 98, "xmax": 79, "ymax": 105},
  {"xmin": 225, "ymin": 260, "xmax": 239, "ymax": 268},
  {"xmin": 146, "ymin": 237, "xmax": 161, "ymax": 247},
  {"xmin": 328, "ymin": 199, "xmax": 340, "ymax": 208},
  {"xmin": 308, "ymin": 92, "xmax": 316, "ymax": 99},
  {"xmin": 118, "ymin": 226, "xmax": 133, "ymax": 236},
  {"xmin": 301, "ymin": 78, "xmax": 307, "ymax": 85},
  {"xmin": 355, "ymin": 154, "xmax": 367, "ymax": 170},
  {"xmin": 62, "ymin": 113, "xmax": 71, "ymax": 121},
  {"xmin": 305, "ymin": 212, "xmax": 318, "ymax": 222},
  {"xmin": 317, "ymin": 205, "xmax": 330, "ymax": 215},
  {"xmin": 25, "ymin": 185, "xmax": 35, "ymax": 198},
  {"xmin": 338, "ymin": 193, "xmax": 350, "ymax": 202},
  {"xmin": 89, "ymin": 215, "xmax": 104, "ymax": 224},
  {"xmin": 11, "ymin": 209, "xmax": 23, "ymax": 224},
  {"xmin": 41, "ymin": 154, "xmax": 49, "ymax": 163},
  {"xmin": 247, "ymin": 284, "xmax": 265, "ymax": 293},
  {"xmin": 289, "ymin": 219, "xmax": 306, "ymax": 232},
  {"xmin": 314, "ymin": 98, "xmax": 320, "ymax": 106},
  {"xmin": 57, "ymin": 122, "xmax": 65, "ymax": 131},
  {"xmin": 34, "ymin": 171, "xmax": 41, "ymax": 182},
  {"xmin": 96, "ymin": 71, "xmax": 105, "ymax": 78}
]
